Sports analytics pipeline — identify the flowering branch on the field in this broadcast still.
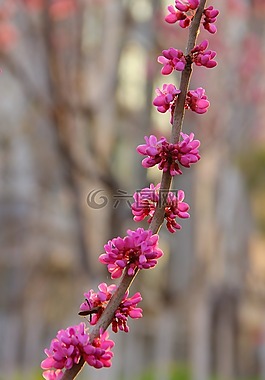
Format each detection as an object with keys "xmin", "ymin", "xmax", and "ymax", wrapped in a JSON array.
[
  {"xmin": 150, "ymin": 0, "xmax": 207, "ymax": 234},
  {"xmin": 41, "ymin": 1, "xmax": 219, "ymax": 379},
  {"xmin": 60, "ymin": 272, "xmax": 137, "ymax": 380}
]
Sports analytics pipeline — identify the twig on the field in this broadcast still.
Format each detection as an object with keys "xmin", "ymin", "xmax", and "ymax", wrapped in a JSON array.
[{"xmin": 61, "ymin": 1, "xmax": 207, "ymax": 379}]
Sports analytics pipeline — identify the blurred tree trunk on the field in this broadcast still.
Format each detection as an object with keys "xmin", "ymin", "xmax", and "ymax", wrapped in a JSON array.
[
  {"xmin": 213, "ymin": 291, "xmax": 238, "ymax": 380},
  {"xmin": 190, "ymin": 290, "xmax": 211, "ymax": 380}
]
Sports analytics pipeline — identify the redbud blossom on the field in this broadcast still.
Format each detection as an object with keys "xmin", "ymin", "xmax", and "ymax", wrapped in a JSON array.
[
  {"xmin": 191, "ymin": 40, "xmax": 217, "ymax": 68},
  {"xmin": 185, "ymin": 87, "xmax": 210, "ymax": 114},
  {"xmin": 165, "ymin": 189, "xmax": 190, "ymax": 233},
  {"xmin": 112, "ymin": 291, "xmax": 143, "ymax": 333},
  {"xmin": 203, "ymin": 6, "xmax": 219, "ymax": 34},
  {"xmin": 137, "ymin": 133, "xmax": 200, "ymax": 176},
  {"xmin": 132, "ymin": 183, "xmax": 190, "ymax": 233},
  {"xmin": 165, "ymin": 0, "xmax": 199, "ymax": 27},
  {"xmin": 165, "ymin": 5, "xmax": 187, "ymax": 25},
  {"xmin": 175, "ymin": 0, "xmax": 199, "ymax": 11},
  {"xmin": 137, "ymin": 135, "xmax": 167, "ymax": 168},
  {"xmin": 99, "ymin": 228, "xmax": 163, "ymax": 278},
  {"xmin": 153, "ymin": 84, "xmax": 181, "ymax": 113},
  {"xmin": 41, "ymin": 323, "xmax": 114, "ymax": 379},
  {"xmin": 79, "ymin": 283, "xmax": 143, "ymax": 333},
  {"xmin": 43, "ymin": 369, "xmax": 63, "ymax": 380},
  {"xmin": 158, "ymin": 48, "xmax": 186, "ymax": 75},
  {"xmin": 177, "ymin": 132, "xmax": 201, "ymax": 168},
  {"xmin": 131, "ymin": 183, "xmax": 160, "ymax": 223}
]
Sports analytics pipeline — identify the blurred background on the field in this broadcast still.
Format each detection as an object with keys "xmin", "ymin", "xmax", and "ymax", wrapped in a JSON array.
[{"xmin": 0, "ymin": 0, "xmax": 265, "ymax": 379}]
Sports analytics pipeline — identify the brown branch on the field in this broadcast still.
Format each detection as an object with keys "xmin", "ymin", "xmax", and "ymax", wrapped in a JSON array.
[
  {"xmin": 150, "ymin": 0, "xmax": 207, "ymax": 232},
  {"xmin": 61, "ymin": 1, "xmax": 207, "ymax": 379},
  {"xmin": 61, "ymin": 270, "xmax": 137, "ymax": 380}
]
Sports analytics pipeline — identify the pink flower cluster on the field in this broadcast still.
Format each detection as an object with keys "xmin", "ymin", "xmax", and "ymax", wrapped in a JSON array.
[
  {"xmin": 131, "ymin": 183, "xmax": 190, "ymax": 233},
  {"xmin": 185, "ymin": 87, "xmax": 210, "ymax": 114},
  {"xmin": 203, "ymin": 6, "xmax": 219, "ymax": 34},
  {"xmin": 41, "ymin": 323, "xmax": 114, "ymax": 379},
  {"xmin": 191, "ymin": 40, "xmax": 217, "ymax": 68},
  {"xmin": 153, "ymin": 84, "xmax": 209, "ymax": 116},
  {"xmin": 153, "ymin": 83, "xmax": 180, "ymax": 113},
  {"xmin": 158, "ymin": 48, "xmax": 186, "ymax": 75},
  {"xmin": 113, "ymin": 291, "xmax": 143, "ymax": 333},
  {"xmin": 99, "ymin": 228, "xmax": 163, "ymax": 278},
  {"xmin": 79, "ymin": 282, "xmax": 143, "ymax": 333},
  {"xmin": 165, "ymin": 1, "xmax": 219, "ymax": 34},
  {"xmin": 165, "ymin": 0, "xmax": 199, "ymax": 28},
  {"xmin": 137, "ymin": 133, "xmax": 200, "ymax": 176},
  {"xmin": 165, "ymin": 189, "xmax": 190, "ymax": 232},
  {"xmin": 158, "ymin": 40, "xmax": 217, "ymax": 77}
]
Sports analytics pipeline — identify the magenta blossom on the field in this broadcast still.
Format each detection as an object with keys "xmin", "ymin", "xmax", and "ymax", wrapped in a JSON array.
[
  {"xmin": 99, "ymin": 228, "xmax": 163, "ymax": 278},
  {"xmin": 137, "ymin": 133, "xmax": 200, "ymax": 176},
  {"xmin": 185, "ymin": 87, "xmax": 210, "ymax": 114},
  {"xmin": 177, "ymin": 132, "xmax": 201, "ymax": 168},
  {"xmin": 165, "ymin": 0, "xmax": 199, "ymax": 27},
  {"xmin": 132, "ymin": 183, "xmax": 190, "ymax": 233},
  {"xmin": 137, "ymin": 135, "xmax": 167, "ymax": 168},
  {"xmin": 158, "ymin": 47, "xmax": 186, "ymax": 75},
  {"xmin": 79, "ymin": 283, "xmax": 143, "ymax": 333},
  {"xmin": 79, "ymin": 282, "xmax": 116, "ymax": 325},
  {"xmin": 113, "ymin": 291, "xmax": 143, "ymax": 333},
  {"xmin": 43, "ymin": 370, "xmax": 63, "ymax": 380},
  {"xmin": 175, "ymin": 0, "xmax": 199, "ymax": 12},
  {"xmin": 203, "ymin": 6, "xmax": 219, "ymax": 34},
  {"xmin": 165, "ymin": 5, "xmax": 187, "ymax": 25},
  {"xmin": 153, "ymin": 83, "xmax": 181, "ymax": 113},
  {"xmin": 191, "ymin": 40, "xmax": 217, "ymax": 68},
  {"xmin": 131, "ymin": 183, "xmax": 160, "ymax": 223},
  {"xmin": 41, "ymin": 323, "xmax": 114, "ymax": 379},
  {"xmin": 165, "ymin": 189, "xmax": 190, "ymax": 232}
]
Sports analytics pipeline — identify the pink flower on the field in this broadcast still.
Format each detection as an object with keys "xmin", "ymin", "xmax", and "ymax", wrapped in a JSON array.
[
  {"xmin": 185, "ymin": 87, "xmax": 210, "ymax": 114},
  {"xmin": 203, "ymin": 6, "xmax": 219, "ymax": 34},
  {"xmin": 41, "ymin": 323, "xmax": 114, "ymax": 377},
  {"xmin": 43, "ymin": 369, "xmax": 63, "ymax": 380},
  {"xmin": 136, "ymin": 133, "xmax": 200, "ymax": 176},
  {"xmin": 165, "ymin": 1, "xmax": 199, "ymax": 27},
  {"xmin": 79, "ymin": 283, "xmax": 143, "ymax": 333},
  {"xmin": 158, "ymin": 48, "xmax": 186, "ymax": 75},
  {"xmin": 165, "ymin": 5, "xmax": 190, "ymax": 27},
  {"xmin": 112, "ymin": 291, "xmax": 143, "ymax": 333},
  {"xmin": 79, "ymin": 283, "xmax": 116, "ymax": 325},
  {"xmin": 153, "ymin": 84, "xmax": 181, "ymax": 113},
  {"xmin": 175, "ymin": 0, "xmax": 199, "ymax": 12},
  {"xmin": 165, "ymin": 5, "xmax": 186, "ymax": 24},
  {"xmin": 132, "ymin": 183, "xmax": 190, "ymax": 233},
  {"xmin": 165, "ymin": 190, "xmax": 190, "ymax": 233},
  {"xmin": 137, "ymin": 135, "xmax": 166, "ymax": 168},
  {"xmin": 131, "ymin": 183, "xmax": 160, "ymax": 223},
  {"xmin": 99, "ymin": 228, "xmax": 163, "ymax": 278},
  {"xmin": 177, "ymin": 132, "xmax": 201, "ymax": 168},
  {"xmin": 191, "ymin": 40, "xmax": 217, "ymax": 68},
  {"xmin": 84, "ymin": 331, "xmax": 114, "ymax": 369}
]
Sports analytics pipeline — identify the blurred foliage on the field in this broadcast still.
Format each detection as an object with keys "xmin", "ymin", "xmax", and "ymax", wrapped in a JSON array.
[
  {"xmin": 237, "ymin": 147, "xmax": 265, "ymax": 234},
  {"xmin": 0, "ymin": 368, "xmax": 43, "ymax": 380},
  {"xmin": 135, "ymin": 363, "xmax": 260, "ymax": 380},
  {"xmin": 2, "ymin": 364, "xmax": 260, "ymax": 380},
  {"xmin": 237, "ymin": 147, "xmax": 265, "ymax": 192}
]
